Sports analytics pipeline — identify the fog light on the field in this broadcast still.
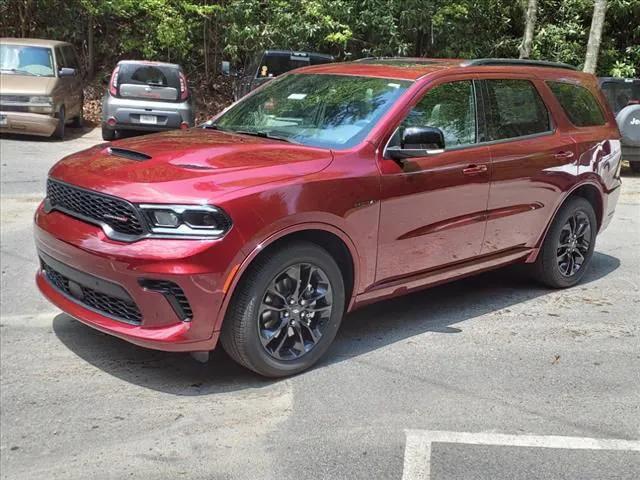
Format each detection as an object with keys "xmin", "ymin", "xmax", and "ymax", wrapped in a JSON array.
[
  {"xmin": 150, "ymin": 210, "xmax": 180, "ymax": 227},
  {"xmin": 107, "ymin": 116, "xmax": 117, "ymax": 127}
]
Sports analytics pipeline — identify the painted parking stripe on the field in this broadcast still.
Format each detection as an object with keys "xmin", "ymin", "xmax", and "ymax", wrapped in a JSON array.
[{"xmin": 402, "ymin": 430, "xmax": 640, "ymax": 480}]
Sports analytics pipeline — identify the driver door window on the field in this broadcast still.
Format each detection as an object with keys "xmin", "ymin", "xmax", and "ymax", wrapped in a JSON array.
[{"xmin": 391, "ymin": 80, "xmax": 477, "ymax": 149}]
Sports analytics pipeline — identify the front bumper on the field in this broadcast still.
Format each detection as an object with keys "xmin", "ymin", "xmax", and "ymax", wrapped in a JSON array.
[
  {"xmin": 34, "ymin": 202, "xmax": 236, "ymax": 352},
  {"xmin": 0, "ymin": 111, "xmax": 58, "ymax": 137}
]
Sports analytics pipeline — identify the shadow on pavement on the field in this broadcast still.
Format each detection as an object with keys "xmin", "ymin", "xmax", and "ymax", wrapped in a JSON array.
[{"xmin": 53, "ymin": 251, "xmax": 620, "ymax": 395}]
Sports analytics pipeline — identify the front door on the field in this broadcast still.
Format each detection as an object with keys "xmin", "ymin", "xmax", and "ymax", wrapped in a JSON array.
[{"xmin": 376, "ymin": 79, "xmax": 491, "ymax": 283}]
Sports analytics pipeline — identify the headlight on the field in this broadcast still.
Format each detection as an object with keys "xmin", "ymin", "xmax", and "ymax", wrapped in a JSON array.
[
  {"xmin": 138, "ymin": 204, "xmax": 232, "ymax": 238},
  {"xmin": 29, "ymin": 96, "xmax": 53, "ymax": 105}
]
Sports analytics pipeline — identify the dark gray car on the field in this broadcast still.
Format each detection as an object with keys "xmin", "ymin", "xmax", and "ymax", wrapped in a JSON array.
[
  {"xmin": 101, "ymin": 60, "xmax": 195, "ymax": 140},
  {"xmin": 225, "ymin": 50, "xmax": 334, "ymax": 101}
]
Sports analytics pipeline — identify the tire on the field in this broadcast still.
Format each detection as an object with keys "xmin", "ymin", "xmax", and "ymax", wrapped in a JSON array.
[
  {"xmin": 71, "ymin": 101, "xmax": 83, "ymax": 128},
  {"xmin": 101, "ymin": 125, "xmax": 116, "ymax": 141},
  {"xmin": 532, "ymin": 197, "xmax": 597, "ymax": 288},
  {"xmin": 220, "ymin": 241, "xmax": 346, "ymax": 377},
  {"xmin": 630, "ymin": 162, "xmax": 640, "ymax": 173},
  {"xmin": 53, "ymin": 106, "xmax": 65, "ymax": 140}
]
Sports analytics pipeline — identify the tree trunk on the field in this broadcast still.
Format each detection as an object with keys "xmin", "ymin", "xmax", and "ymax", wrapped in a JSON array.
[
  {"xmin": 584, "ymin": 0, "xmax": 608, "ymax": 74},
  {"xmin": 518, "ymin": 0, "xmax": 537, "ymax": 59},
  {"xmin": 87, "ymin": 15, "xmax": 95, "ymax": 77}
]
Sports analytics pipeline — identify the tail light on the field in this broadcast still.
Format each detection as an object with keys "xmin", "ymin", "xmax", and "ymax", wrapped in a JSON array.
[
  {"xmin": 179, "ymin": 72, "xmax": 189, "ymax": 101},
  {"xmin": 109, "ymin": 65, "xmax": 120, "ymax": 97},
  {"xmin": 180, "ymin": 121, "xmax": 189, "ymax": 130}
]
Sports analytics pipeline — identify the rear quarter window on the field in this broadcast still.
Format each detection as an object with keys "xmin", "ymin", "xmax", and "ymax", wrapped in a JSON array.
[{"xmin": 547, "ymin": 81, "xmax": 606, "ymax": 127}]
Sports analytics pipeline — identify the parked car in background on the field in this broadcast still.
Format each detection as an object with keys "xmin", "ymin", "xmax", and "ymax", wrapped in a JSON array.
[
  {"xmin": 35, "ymin": 58, "xmax": 621, "ymax": 377},
  {"xmin": 101, "ymin": 60, "xmax": 194, "ymax": 141},
  {"xmin": 0, "ymin": 38, "xmax": 83, "ymax": 139},
  {"xmin": 223, "ymin": 50, "xmax": 334, "ymax": 100},
  {"xmin": 599, "ymin": 77, "xmax": 640, "ymax": 172}
]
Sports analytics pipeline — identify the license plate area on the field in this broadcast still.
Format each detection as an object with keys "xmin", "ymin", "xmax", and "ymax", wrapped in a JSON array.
[{"xmin": 139, "ymin": 114, "xmax": 157, "ymax": 125}]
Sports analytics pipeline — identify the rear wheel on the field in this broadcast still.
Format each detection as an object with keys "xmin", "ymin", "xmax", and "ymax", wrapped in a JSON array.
[
  {"xmin": 220, "ymin": 242, "xmax": 345, "ymax": 377},
  {"xmin": 630, "ymin": 162, "xmax": 640, "ymax": 173},
  {"xmin": 532, "ymin": 197, "xmax": 597, "ymax": 288},
  {"xmin": 101, "ymin": 125, "xmax": 116, "ymax": 141}
]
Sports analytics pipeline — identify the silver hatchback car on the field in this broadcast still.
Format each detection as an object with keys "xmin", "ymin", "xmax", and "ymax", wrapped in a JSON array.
[{"xmin": 101, "ymin": 60, "xmax": 195, "ymax": 140}]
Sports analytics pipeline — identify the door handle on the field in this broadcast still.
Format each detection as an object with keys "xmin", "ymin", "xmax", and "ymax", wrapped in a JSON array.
[
  {"xmin": 462, "ymin": 164, "xmax": 488, "ymax": 175},
  {"xmin": 554, "ymin": 151, "xmax": 575, "ymax": 160}
]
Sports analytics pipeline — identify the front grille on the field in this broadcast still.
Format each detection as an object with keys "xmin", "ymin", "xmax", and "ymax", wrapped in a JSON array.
[
  {"xmin": 47, "ymin": 179, "xmax": 146, "ymax": 237},
  {"xmin": 42, "ymin": 258, "xmax": 142, "ymax": 324},
  {"xmin": 139, "ymin": 279, "xmax": 193, "ymax": 321},
  {"xmin": 1, "ymin": 95, "xmax": 30, "ymax": 103}
]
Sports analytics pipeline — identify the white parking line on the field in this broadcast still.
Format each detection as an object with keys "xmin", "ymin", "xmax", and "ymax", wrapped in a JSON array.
[{"xmin": 402, "ymin": 430, "xmax": 640, "ymax": 480}]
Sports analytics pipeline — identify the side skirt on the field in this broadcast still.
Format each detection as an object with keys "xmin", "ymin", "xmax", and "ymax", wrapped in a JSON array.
[{"xmin": 353, "ymin": 246, "xmax": 532, "ymax": 309}]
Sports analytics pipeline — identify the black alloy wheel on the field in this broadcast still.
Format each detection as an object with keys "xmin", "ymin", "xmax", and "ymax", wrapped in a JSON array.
[
  {"xmin": 556, "ymin": 211, "xmax": 592, "ymax": 277},
  {"xmin": 258, "ymin": 263, "xmax": 333, "ymax": 360},
  {"xmin": 532, "ymin": 196, "xmax": 597, "ymax": 288},
  {"xmin": 221, "ymin": 241, "xmax": 345, "ymax": 377}
]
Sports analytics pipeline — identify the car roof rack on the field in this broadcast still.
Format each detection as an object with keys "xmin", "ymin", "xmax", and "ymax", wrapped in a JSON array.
[{"xmin": 462, "ymin": 58, "xmax": 578, "ymax": 71}]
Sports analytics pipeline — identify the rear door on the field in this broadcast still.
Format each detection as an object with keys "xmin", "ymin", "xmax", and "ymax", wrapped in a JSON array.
[
  {"xmin": 479, "ymin": 76, "xmax": 578, "ymax": 254},
  {"xmin": 117, "ymin": 63, "xmax": 180, "ymax": 102}
]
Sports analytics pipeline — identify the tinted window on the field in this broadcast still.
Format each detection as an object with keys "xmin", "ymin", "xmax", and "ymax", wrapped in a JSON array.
[
  {"xmin": 600, "ymin": 80, "xmax": 640, "ymax": 114},
  {"xmin": 117, "ymin": 63, "xmax": 182, "ymax": 101},
  {"xmin": 61, "ymin": 46, "xmax": 79, "ymax": 69},
  {"xmin": 484, "ymin": 79, "xmax": 550, "ymax": 140},
  {"xmin": 548, "ymin": 81, "xmax": 606, "ymax": 126},
  {"xmin": 394, "ymin": 80, "xmax": 477, "ymax": 148}
]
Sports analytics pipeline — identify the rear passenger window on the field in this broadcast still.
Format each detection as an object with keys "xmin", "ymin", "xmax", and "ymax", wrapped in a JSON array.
[
  {"xmin": 547, "ymin": 81, "xmax": 606, "ymax": 127},
  {"xmin": 484, "ymin": 79, "xmax": 551, "ymax": 141}
]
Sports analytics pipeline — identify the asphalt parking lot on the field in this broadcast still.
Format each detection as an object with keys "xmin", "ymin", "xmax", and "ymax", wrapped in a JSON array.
[{"xmin": 1, "ymin": 129, "xmax": 639, "ymax": 479}]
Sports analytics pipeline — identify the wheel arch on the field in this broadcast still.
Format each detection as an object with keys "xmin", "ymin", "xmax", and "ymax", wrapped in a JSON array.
[
  {"xmin": 213, "ymin": 223, "xmax": 360, "ymax": 333},
  {"xmin": 527, "ymin": 180, "xmax": 604, "ymax": 263}
]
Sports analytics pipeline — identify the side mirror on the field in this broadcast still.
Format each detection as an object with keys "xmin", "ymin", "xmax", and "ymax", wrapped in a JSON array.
[
  {"xmin": 102, "ymin": 73, "xmax": 110, "ymax": 85},
  {"xmin": 58, "ymin": 67, "xmax": 76, "ymax": 77},
  {"xmin": 385, "ymin": 126, "xmax": 446, "ymax": 162}
]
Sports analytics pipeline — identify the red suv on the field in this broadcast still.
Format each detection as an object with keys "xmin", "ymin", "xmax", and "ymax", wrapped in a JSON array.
[{"xmin": 35, "ymin": 58, "xmax": 622, "ymax": 377}]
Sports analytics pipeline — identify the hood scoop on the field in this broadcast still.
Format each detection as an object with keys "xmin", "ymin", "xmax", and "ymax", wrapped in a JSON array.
[{"xmin": 108, "ymin": 147, "xmax": 152, "ymax": 162}]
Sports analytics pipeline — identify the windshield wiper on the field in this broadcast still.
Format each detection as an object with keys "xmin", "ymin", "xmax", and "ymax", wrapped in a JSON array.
[
  {"xmin": 0, "ymin": 68, "xmax": 40, "ymax": 76},
  {"xmin": 233, "ymin": 130, "xmax": 299, "ymax": 144},
  {"xmin": 203, "ymin": 123, "xmax": 299, "ymax": 144}
]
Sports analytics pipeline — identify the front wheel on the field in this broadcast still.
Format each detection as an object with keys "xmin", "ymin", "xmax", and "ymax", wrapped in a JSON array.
[
  {"xmin": 220, "ymin": 242, "xmax": 345, "ymax": 377},
  {"xmin": 532, "ymin": 197, "xmax": 597, "ymax": 288},
  {"xmin": 53, "ymin": 107, "xmax": 65, "ymax": 140}
]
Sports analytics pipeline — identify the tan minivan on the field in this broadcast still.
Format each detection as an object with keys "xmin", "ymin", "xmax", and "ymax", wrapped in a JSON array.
[{"xmin": 0, "ymin": 38, "xmax": 84, "ymax": 139}]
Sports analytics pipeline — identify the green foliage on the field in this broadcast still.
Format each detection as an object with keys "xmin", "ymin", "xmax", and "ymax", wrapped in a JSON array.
[{"xmin": 0, "ymin": 0, "xmax": 638, "ymax": 77}]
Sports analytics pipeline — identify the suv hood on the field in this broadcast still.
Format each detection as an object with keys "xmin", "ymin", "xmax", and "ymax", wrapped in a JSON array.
[
  {"xmin": 0, "ymin": 74, "xmax": 55, "ymax": 95},
  {"xmin": 49, "ymin": 129, "xmax": 333, "ymax": 203}
]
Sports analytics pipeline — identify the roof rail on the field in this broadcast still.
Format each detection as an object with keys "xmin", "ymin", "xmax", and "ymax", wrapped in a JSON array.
[{"xmin": 462, "ymin": 58, "xmax": 577, "ymax": 71}]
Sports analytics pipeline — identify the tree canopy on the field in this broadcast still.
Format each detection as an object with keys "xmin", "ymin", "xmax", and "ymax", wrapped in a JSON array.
[{"xmin": 1, "ymin": 0, "xmax": 638, "ymax": 77}]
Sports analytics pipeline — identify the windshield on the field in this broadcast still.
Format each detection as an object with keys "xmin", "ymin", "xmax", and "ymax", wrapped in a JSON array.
[
  {"xmin": 0, "ymin": 44, "xmax": 55, "ymax": 77},
  {"xmin": 213, "ymin": 73, "xmax": 411, "ymax": 149}
]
